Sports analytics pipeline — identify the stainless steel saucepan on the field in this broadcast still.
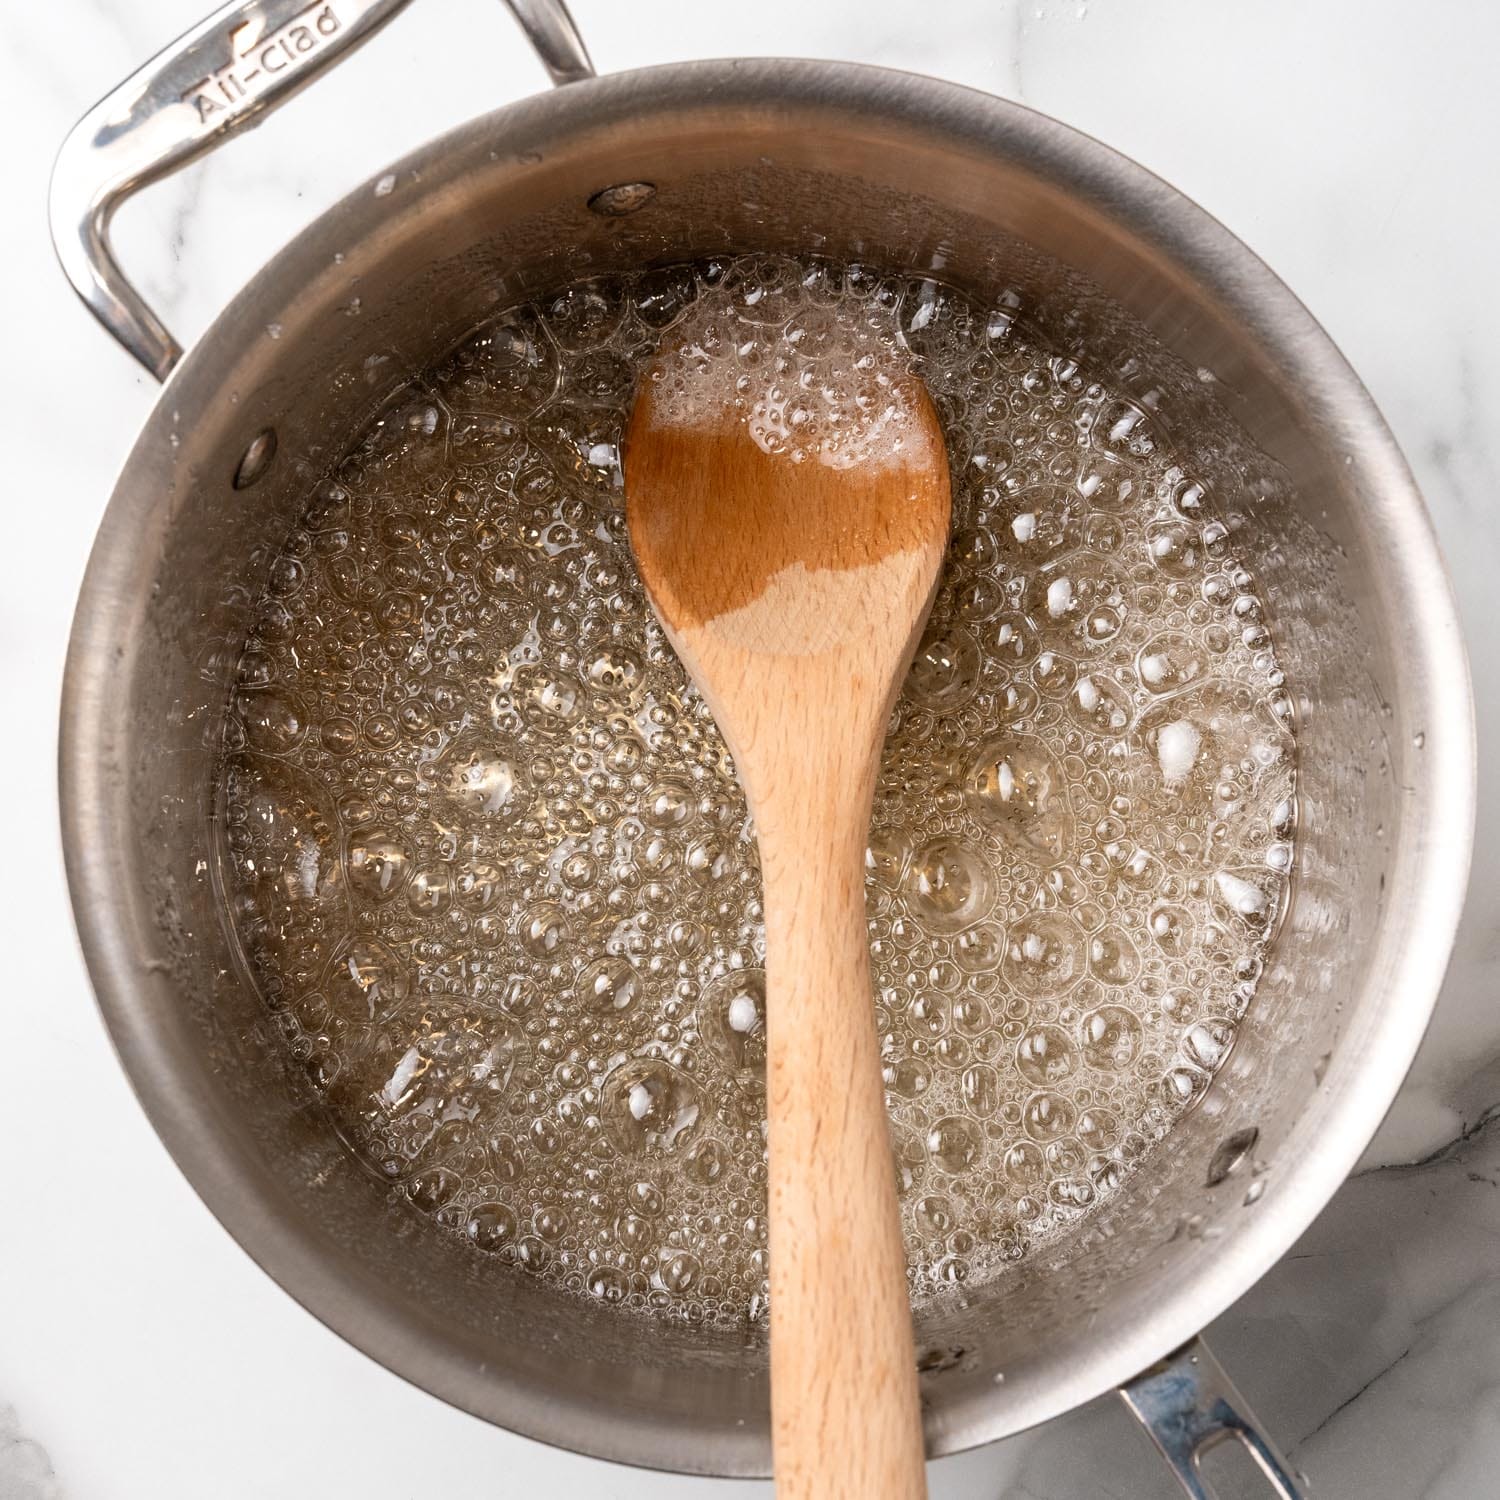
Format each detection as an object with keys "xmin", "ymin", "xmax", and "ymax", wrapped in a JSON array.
[{"xmin": 52, "ymin": 2, "xmax": 1474, "ymax": 1492}]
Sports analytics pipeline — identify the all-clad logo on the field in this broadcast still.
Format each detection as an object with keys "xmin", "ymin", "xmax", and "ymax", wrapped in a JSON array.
[{"xmin": 182, "ymin": 3, "xmax": 341, "ymax": 122}]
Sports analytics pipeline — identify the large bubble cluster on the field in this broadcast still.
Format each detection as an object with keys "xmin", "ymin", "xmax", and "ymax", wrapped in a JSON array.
[{"xmin": 222, "ymin": 254, "xmax": 1295, "ymax": 1324}]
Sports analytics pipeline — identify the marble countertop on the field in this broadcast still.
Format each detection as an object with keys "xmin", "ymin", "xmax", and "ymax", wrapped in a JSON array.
[{"xmin": 4, "ymin": 1, "xmax": 1497, "ymax": 1495}]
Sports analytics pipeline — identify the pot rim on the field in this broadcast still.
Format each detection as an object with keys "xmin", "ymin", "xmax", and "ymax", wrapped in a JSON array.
[{"xmin": 60, "ymin": 55, "xmax": 1476, "ymax": 1475}]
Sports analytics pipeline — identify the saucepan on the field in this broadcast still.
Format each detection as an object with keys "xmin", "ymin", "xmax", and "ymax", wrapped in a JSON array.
[{"xmin": 51, "ymin": 1, "xmax": 1474, "ymax": 1493}]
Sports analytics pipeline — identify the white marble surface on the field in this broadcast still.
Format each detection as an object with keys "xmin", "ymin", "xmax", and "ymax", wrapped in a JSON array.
[{"xmin": 3, "ymin": 1, "xmax": 1497, "ymax": 1495}]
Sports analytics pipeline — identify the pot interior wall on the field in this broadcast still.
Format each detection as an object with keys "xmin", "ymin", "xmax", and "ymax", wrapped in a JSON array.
[{"xmin": 72, "ymin": 66, "xmax": 1441, "ymax": 1468}]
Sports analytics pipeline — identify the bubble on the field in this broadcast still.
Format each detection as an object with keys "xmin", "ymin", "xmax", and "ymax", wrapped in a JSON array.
[
  {"xmin": 345, "ymin": 830, "xmax": 411, "ymax": 903},
  {"xmin": 685, "ymin": 1138, "xmax": 729, "ymax": 1186},
  {"xmin": 1003, "ymin": 913, "xmax": 1085, "ymax": 996},
  {"xmin": 1088, "ymin": 929, "xmax": 1140, "ymax": 986},
  {"xmin": 953, "ymin": 924, "xmax": 1005, "ymax": 974},
  {"xmin": 990, "ymin": 613, "xmax": 1039, "ymax": 669},
  {"xmin": 520, "ymin": 903, "xmax": 571, "ymax": 957},
  {"xmin": 1066, "ymin": 673, "xmax": 1132, "ymax": 735},
  {"xmin": 366, "ymin": 1007, "xmax": 521, "ymax": 1125},
  {"xmin": 441, "ymin": 313, "xmax": 557, "ymax": 417},
  {"xmin": 602, "ymin": 1059, "xmax": 702, "ymax": 1155},
  {"xmin": 915, "ymin": 1195, "xmax": 954, "ymax": 1235},
  {"xmin": 238, "ymin": 690, "xmax": 306, "ymax": 754},
  {"xmin": 578, "ymin": 956, "xmax": 640, "ymax": 1013},
  {"xmin": 1080, "ymin": 1006, "xmax": 1143, "ymax": 1071},
  {"xmin": 927, "ymin": 1116, "xmax": 982, "ymax": 1173},
  {"xmin": 686, "ymin": 837, "xmax": 733, "ymax": 886},
  {"xmin": 668, "ymin": 920, "xmax": 704, "ymax": 957},
  {"xmin": 1212, "ymin": 869, "xmax": 1279, "ymax": 933},
  {"xmin": 430, "ymin": 733, "xmax": 531, "ymax": 825},
  {"xmin": 350, "ymin": 706, "xmax": 397, "ymax": 748},
  {"xmin": 1137, "ymin": 633, "xmax": 1206, "ymax": 694},
  {"xmin": 337, "ymin": 793, "xmax": 376, "ymax": 827},
  {"xmin": 1084, "ymin": 604, "xmax": 1123, "ymax": 645},
  {"xmin": 886, "ymin": 1057, "xmax": 932, "ymax": 1098},
  {"xmin": 229, "ymin": 758, "xmax": 344, "ymax": 925},
  {"xmin": 1015, "ymin": 1025, "xmax": 1076, "ymax": 1086},
  {"xmin": 1161, "ymin": 989, "xmax": 1195, "ymax": 1023},
  {"xmin": 950, "ymin": 996, "xmax": 990, "ymax": 1036},
  {"xmin": 616, "ymin": 1212, "xmax": 653, "ymax": 1249},
  {"xmin": 587, "ymin": 648, "xmax": 643, "ymax": 693},
  {"xmin": 404, "ymin": 866, "xmax": 450, "ymax": 915},
  {"xmin": 658, "ymin": 1249, "xmax": 701, "ymax": 1294},
  {"xmin": 700, "ymin": 969, "xmax": 767, "ymax": 1078},
  {"xmin": 467, "ymin": 1202, "xmax": 518, "ymax": 1251},
  {"xmin": 488, "ymin": 1134, "xmax": 524, "ymax": 1181},
  {"xmin": 1043, "ymin": 1136, "xmax": 1085, "ymax": 1176},
  {"xmin": 586, "ymin": 1266, "xmax": 628, "ymax": 1302},
  {"xmin": 1163, "ymin": 1066, "xmax": 1209, "ymax": 1108},
  {"xmin": 1139, "ymin": 683, "xmax": 1293, "ymax": 810},
  {"xmin": 906, "ymin": 626, "xmax": 981, "ymax": 710},
  {"xmin": 950, "ymin": 574, "xmax": 1005, "ymax": 622},
  {"xmin": 455, "ymin": 862, "xmax": 503, "ymax": 911},
  {"xmin": 866, "ymin": 826, "xmax": 912, "ymax": 887},
  {"xmin": 535, "ymin": 1205, "xmax": 569, "ymax": 1241},
  {"xmin": 906, "ymin": 838, "xmax": 992, "ymax": 932},
  {"xmin": 1003, "ymin": 1140, "xmax": 1046, "ymax": 1186},
  {"xmin": 322, "ymin": 717, "xmax": 359, "ymax": 755},
  {"xmin": 526, "ymin": 673, "xmax": 584, "ymax": 723},
  {"xmin": 629, "ymin": 1180, "xmax": 665, "ymax": 1217},
  {"xmin": 725, "ymin": 254, "xmax": 804, "ymax": 325},
  {"xmin": 1077, "ymin": 1107, "xmax": 1120, "ymax": 1150},
  {"xmin": 1076, "ymin": 454, "xmax": 1134, "ymax": 506},
  {"xmin": 1114, "ymin": 847, "xmax": 1163, "ymax": 895},
  {"xmin": 961, "ymin": 1064, "xmax": 1000, "ymax": 1115},
  {"xmin": 965, "ymin": 734, "xmax": 1071, "ymax": 860},
  {"xmin": 407, "ymin": 1167, "xmax": 459, "ymax": 1213},
  {"xmin": 1049, "ymin": 1176, "xmax": 1095, "ymax": 1211},
  {"xmin": 1184, "ymin": 1018, "xmax": 1237, "ymax": 1070},
  {"xmin": 994, "ymin": 487, "xmax": 1082, "ymax": 565},
  {"xmin": 545, "ymin": 281, "xmax": 623, "ymax": 349},
  {"xmin": 1031, "ymin": 650, "xmax": 1077, "ymax": 700},
  {"xmin": 635, "ymin": 265, "xmax": 699, "ymax": 327},
  {"xmin": 1022, "ymin": 1092, "xmax": 1076, "ymax": 1143},
  {"xmin": 516, "ymin": 1236, "xmax": 550, "ymax": 1273},
  {"xmin": 1148, "ymin": 904, "xmax": 1192, "ymax": 955},
  {"xmin": 1146, "ymin": 521, "xmax": 1205, "ymax": 577},
  {"xmin": 642, "ymin": 779, "xmax": 695, "ymax": 828},
  {"xmin": 325, "ymin": 937, "xmax": 410, "ymax": 1023}
]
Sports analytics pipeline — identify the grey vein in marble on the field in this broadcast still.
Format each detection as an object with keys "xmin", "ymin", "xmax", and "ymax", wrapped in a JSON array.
[{"xmin": 0, "ymin": 1408, "xmax": 61, "ymax": 1500}]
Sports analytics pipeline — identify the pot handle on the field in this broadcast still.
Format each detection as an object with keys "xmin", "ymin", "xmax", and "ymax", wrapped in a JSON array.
[
  {"xmin": 47, "ymin": 0, "xmax": 593, "ymax": 382},
  {"xmin": 1120, "ymin": 1338, "xmax": 1306, "ymax": 1498}
]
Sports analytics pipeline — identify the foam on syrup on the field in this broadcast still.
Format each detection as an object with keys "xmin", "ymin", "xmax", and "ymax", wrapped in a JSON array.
[{"xmin": 220, "ymin": 254, "xmax": 1296, "ymax": 1326}]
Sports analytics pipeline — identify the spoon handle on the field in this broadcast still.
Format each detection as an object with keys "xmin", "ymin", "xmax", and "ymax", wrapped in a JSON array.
[{"xmin": 762, "ymin": 800, "xmax": 926, "ymax": 1500}]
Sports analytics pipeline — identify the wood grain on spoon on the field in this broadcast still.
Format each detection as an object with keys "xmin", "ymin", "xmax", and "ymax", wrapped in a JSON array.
[{"xmin": 625, "ymin": 329, "xmax": 951, "ymax": 1500}]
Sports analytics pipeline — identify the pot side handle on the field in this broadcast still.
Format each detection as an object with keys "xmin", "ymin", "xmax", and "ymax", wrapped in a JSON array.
[
  {"xmin": 1120, "ymin": 1337, "xmax": 1306, "ymax": 1499},
  {"xmin": 47, "ymin": 0, "xmax": 593, "ymax": 382}
]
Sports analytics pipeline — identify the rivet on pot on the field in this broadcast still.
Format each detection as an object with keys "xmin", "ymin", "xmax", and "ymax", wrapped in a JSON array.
[
  {"xmin": 233, "ymin": 428, "xmax": 278, "ymax": 490},
  {"xmin": 1206, "ymin": 1126, "xmax": 1260, "ymax": 1187},
  {"xmin": 916, "ymin": 1345, "xmax": 967, "ymax": 1375},
  {"xmin": 587, "ymin": 182, "xmax": 657, "ymax": 217}
]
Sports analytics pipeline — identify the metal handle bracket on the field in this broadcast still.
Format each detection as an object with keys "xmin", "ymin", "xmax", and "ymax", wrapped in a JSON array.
[
  {"xmin": 48, "ymin": 0, "xmax": 592, "ymax": 381},
  {"xmin": 1120, "ymin": 1338, "xmax": 1306, "ymax": 1499}
]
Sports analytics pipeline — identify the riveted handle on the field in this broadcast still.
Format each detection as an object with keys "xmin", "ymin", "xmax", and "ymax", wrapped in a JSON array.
[
  {"xmin": 1120, "ymin": 1338, "xmax": 1306, "ymax": 1499},
  {"xmin": 48, "ymin": 0, "xmax": 592, "ymax": 381}
]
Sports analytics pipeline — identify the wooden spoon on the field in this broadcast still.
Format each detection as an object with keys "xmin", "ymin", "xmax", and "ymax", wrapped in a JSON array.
[{"xmin": 624, "ymin": 347, "xmax": 952, "ymax": 1499}]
